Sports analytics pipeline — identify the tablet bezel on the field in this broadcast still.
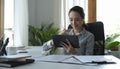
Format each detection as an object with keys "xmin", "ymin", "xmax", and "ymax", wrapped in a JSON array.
[{"xmin": 52, "ymin": 35, "xmax": 79, "ymax": 48}]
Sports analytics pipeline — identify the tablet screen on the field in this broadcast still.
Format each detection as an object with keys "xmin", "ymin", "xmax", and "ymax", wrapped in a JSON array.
[{"xmin": 52, "ymin": 35, "xmax": 79, "ymax": 48}]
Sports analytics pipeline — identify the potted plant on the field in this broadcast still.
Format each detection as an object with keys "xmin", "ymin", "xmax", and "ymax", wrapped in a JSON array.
[
  {"xmin": 29, "ymin": 23, "xmax": 59, "ymax": 46},
  {"xmin": 105, "ymin": 33, "xmax": 120, "ymax": 51}
]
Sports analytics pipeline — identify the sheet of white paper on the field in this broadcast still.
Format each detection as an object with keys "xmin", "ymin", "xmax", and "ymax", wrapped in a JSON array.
[
  {"xmin": 62, "ymin": 57, "xmax": 82, "ymax": 64},
  {"xmin": 74, "ymin": 55, "xmax": 114, "ymax": 63},
  {"xmin": 35, "ymin": 55, "xmax": 72, "ymax": 62},
  {"xmin": 35, "ymin": 55, "xmax": 116, "ymax": 65}
]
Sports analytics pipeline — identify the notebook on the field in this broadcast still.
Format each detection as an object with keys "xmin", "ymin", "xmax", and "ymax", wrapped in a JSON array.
[
  {"xmin": 0, "ymin": 54, "xmax": 31, "ymax": 61},
  {"xmin": 52, "ymin": 35, "xmax": 79, "ymax": 48},
  {"xmin": 0, "ymin": 59, "xmax": 35, "ymax": 67}
]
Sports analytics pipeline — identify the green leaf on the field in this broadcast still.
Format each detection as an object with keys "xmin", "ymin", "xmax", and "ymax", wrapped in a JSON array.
[
  {"xmin": 29, "ymin": 23, "xmax": 59, "ymax": 46},
  {"xmin": 105, "ymin": 41, "xmax": 120, "ymax": 49}
]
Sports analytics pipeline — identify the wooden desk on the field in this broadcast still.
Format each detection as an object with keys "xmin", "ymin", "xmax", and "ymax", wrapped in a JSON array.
[{"xmin": 0, "ymin": 46, "xmax": 120, "ymax": 69}]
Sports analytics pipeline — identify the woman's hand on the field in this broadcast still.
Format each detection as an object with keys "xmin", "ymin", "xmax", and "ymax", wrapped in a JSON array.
[
  {"xmin": 59, "ymin": 29, "xmax": 67, "ymax": 35},
  {"xmin": 61, "ymin": 39, "xmax": 80, "ymax": 55},
  {"xmin": 50, "ymin": 29, "xmax": 67, "ymax": 47},
  {"xmin": 50, "ymin": 40, "xmax": 55, "ymax": 47}
]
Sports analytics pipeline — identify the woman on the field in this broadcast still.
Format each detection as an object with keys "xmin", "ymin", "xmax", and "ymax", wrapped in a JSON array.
[{"xmin": 43, "ymin": 6, "xmax": 94, "ymax": 55}]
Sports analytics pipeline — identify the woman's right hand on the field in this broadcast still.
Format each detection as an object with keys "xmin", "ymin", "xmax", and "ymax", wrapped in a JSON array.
[
  {"xmin": 59, "ymin": 29, "xmax": 67, "ymax": 35},
  {"xmin": 51, "ymin": 29, "xmax": 67, "ymax": 47},
  {"xmin": 50, "ymin": 40, "xmax": 55, "ymax": 47}
]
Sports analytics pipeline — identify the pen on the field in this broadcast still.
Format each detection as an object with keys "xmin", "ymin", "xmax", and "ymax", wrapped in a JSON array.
[
  {"xmin": 91, "ymin": 61, "xmax": 116, "ymax": 64},
  {"xmin": 92, "ymin": 61, "xmax": 107, "ymax": 64}
]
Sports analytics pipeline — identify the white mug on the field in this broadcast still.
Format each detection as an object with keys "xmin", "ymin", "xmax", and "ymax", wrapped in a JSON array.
[{"xmin": 6, "ymin": 46, "xmax": 17, "ymax": 55}]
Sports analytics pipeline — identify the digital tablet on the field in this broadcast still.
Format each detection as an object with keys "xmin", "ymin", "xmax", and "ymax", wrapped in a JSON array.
[{"xmin": 52, "ymin": 35, "xmax": 79, "ymax": 48}]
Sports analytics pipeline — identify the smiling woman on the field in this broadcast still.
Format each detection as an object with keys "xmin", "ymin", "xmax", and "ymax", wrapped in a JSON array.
[{"xmin": 43, "ymin": 6, "xmax": 94, "ymax": 55}]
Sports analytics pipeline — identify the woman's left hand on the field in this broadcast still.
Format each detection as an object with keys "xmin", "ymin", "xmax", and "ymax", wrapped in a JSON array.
[{"xmin": 61, "ymin": 39, "xmax": 80, "ymax": 55}]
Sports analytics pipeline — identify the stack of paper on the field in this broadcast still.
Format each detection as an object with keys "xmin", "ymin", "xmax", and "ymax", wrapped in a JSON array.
[
  {"xmin": 0, "ymin": 54, "xmax": 31, "ymax": 61},
  {"xmin": 0, "ymin": 54, "xmax": 35, "ymax": 67}
]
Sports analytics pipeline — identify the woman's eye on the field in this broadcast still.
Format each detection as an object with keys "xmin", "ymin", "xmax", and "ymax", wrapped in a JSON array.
[
  {"xmin": 76, "ymin": 18, "xmax": 83, "ymax": 21},
  {"xmin": 70, "ymin": 19, "xmax": 73, "ymax": 21},
  {"xmin": 75, "ymin": 19, "xmax": 79, "ymax": 21},
  {"xmin": 69, "ymin": 18, "xmax": 82, "ymax": 22}
]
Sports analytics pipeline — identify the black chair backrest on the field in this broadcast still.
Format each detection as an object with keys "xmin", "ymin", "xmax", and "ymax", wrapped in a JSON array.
[
  {"xmin": 86, "ymin": 21, "xmax": 105, "ymax": 55},
  {"xmin": 68, "ymin": 21, "xmax": 105, "ymax": 55}
]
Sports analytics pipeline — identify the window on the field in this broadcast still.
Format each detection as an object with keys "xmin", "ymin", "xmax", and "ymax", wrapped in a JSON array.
[
  {"xmin": 97, "ymin": 0, "xmax": 120, "ymax": 37},
  {"xmin": 4, "ymin": 0, "xmax": 29, "ymax": 47},
  {"xmin": 4, "ymin": 0, "xmax": 14, "ymax": 46}
]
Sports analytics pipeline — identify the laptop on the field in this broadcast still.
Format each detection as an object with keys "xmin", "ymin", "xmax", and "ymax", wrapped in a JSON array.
[{"xmin": 52, "ymin": 35, "xmax": 79, "ymax": 48}]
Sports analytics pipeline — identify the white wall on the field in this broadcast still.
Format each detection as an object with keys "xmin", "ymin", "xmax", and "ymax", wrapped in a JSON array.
[
  {"xmin": 28, "ymin": 0, "xmax": 61, "ymax": 28},
  {"xmin": 28, "ymin": 0, "xmax": 36, "ymax": 26}
]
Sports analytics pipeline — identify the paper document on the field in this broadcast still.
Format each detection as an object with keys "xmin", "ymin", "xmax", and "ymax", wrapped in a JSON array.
[
  {"xmin": 61, "ymin": 56, "xmax": 82, "ymax": 64},
  {"xmin": 35, "ymin": 55, "xmax": 71, "ymax": 62},
  {"xmin": 74, "ymin": 55, "xmax": 114, "ymax": 63},
  {"xmin": 36, "ymin": 55, "xmax": 116, "ymax": 65}
]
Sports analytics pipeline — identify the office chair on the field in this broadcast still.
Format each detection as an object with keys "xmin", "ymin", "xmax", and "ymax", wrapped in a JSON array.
[{"xmin": 68, "ymin": 21, "xmax": 105, "ymax": 55}]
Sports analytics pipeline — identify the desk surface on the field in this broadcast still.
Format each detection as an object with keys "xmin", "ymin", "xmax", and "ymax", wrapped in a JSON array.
[{"xmin": 0, "ymin": 46, "xmax": 120, "ymax": 69}]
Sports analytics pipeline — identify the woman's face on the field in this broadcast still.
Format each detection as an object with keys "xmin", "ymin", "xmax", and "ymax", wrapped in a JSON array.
[{"xmin": 69, "ymin": 11, "xmax": 84, "ymax": 29}]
